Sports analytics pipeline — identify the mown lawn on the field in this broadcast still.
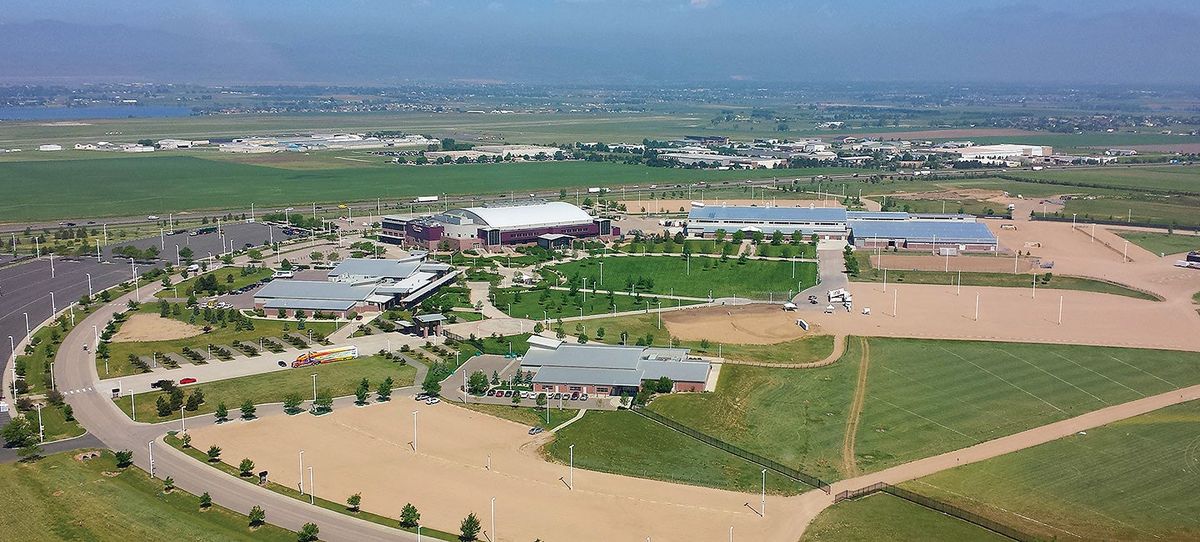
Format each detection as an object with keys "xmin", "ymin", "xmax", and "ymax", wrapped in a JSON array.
[
  {"xmin": 156, "ymin": 266, "xmax": 273, "ymax": 299},
  {"xmin": 23, "ymin": 403, "xmax": 85, "ymax": 442},
  {"xmin": 0, "ymin": 450, "xmax": 295, "ymax": 541},
  {"xmin": 549, "ymin": 255, "xmax": 817, "ymax": 299},
  {"xmin": 544, "ymin": 410, "xmax": 811, "ymax": 495},
  {"xmin": 1113, "ymin": 229, "xmax": 1200, "ymax": 256},
  {"xmin": 490, "ymin": 286, "xmax": 701, "ymax": 321},
  {"xmin": 113, "ymin": 355, "xmax": 416, "ymax": 421},
  {"xmin": 581, "ymin": 312, "xmax": 836, "ymax": 364},
  {"xmin": 455, "ymin": 402, "xmax": 578, "ymax": 430},
  {"xmin": 802, "ymin": 493, "xmax": 1011, "ymax": 542},
  {"xmin": 905, "ymin": 400, "xmax": 1200, "ymax": 541}
]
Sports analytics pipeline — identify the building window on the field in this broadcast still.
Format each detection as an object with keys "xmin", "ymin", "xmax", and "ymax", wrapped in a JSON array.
[{"xmin": 569, "ymin": 386, "xmax": 583, "ymax": 392}]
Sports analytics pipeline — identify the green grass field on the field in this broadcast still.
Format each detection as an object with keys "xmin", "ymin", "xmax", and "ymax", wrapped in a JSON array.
[
  {"xmin": 455, "ymin": 403, "xmax": 578, "ymax": 430},
  {"xmin": 543, "ymin": 410, "xmax": 810, "ymax": 495},
  {"xmin": 906, "ymin": 400, "xmax": 1200, "ymax": 541},
  {"xmin": 648, "ymin": 340, "xmax": 862, "ymax": 482},
  {"xmin": 1114, "ymin": 230, "xmax": 1200, "ymax": 256},
  {"xmin": 0, "ymin": 450, "xmax": 294, "ymax": 541},
  {"xmin": 853, "ymin": 339, "xmax": 1200, "ymax": 474},
  {"xmin": 104, "ymin": 309, "xmax": 343, "ymax": 378},
  {"xmin": 489, "ymin": 286, "xmax": 702, "ymax": 321},
  {"xmin": 852, "ymin": 253, "xmax": 1159, "ymax": 300},
  {"xmin": 114, "ymin": 355, "xmax": 416, "ymax": 421},
  {"xmin": 157, "ymin": 267, "xmax": 273, "ymax": 299},
  {"xmin": 1061, "ymin": 194, "xmax": 1200, "ymax": 228},
  {"xmin": 1008, "ymin": 166, "xmax": 1200, "ymax": 194},
  {"xmin": 0, "ymin": 154, "xmax": 856, "ymax": 222},
  {"xmin": 548, "ymin": 255, "xmax": 817, "ymax": 299},
  {"xmin": 754, "ymin": 242, "xmax": 817, "ymax": 258},
  {"xmin": 23, "ymin": 403, "xmax": 85, "ymax": 442},
  {"xmin": 802, "ymin": 493, "xmax": 1012, "ymax": 542},
  {"xmin": 579, "ymin": 312, "xmax": 836, "ymax": 363}
]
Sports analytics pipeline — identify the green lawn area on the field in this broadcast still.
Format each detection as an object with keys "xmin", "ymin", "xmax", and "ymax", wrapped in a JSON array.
[
  {"xmin": 114, "ymin": 355, "xmax": 416, "ymax": 421},
  {"xmin": 544, "ymin": 410, "xmax": 810, "ymax": 495},
  {"xmin": 580, "ymin": 312, "xmax": 836, "ymax": 363},
  {"xmin": 905, "ymin": 400, "xmax": 1200, "ymax": 541},
  {"xmin": 1113, "ymin": 229, "xmax": 1200, "ymax": 256},
  {"xmin": 620, "ymin": 239, "xmax": 743, "ymax": 256},
  {"xmin": 853, "ymin": 338, "xmax": 1200, "ymax": 474},
  {"xmin": 548, "ymin": 255, "xmax": 817, "ymax": 299},
  {"xmin": 454, "ymin": 334, "xmax": 533, "ymax": 356},
  {"xmin": 1061, "ymin": 194, "xmax": 1200, "ymax": 228},
  {"xmin": 802, "ymin": 493, "xmax": 1011, "ymax": 542},
  {"xmin": 156, "ymin": 267, "xmax": 273, "ymax": 299},
  {"xmin": 1007, "ymin": 165, "xmax": 1200, "ymax": 194},
  {"xmin": 648, "ymin": 340, "xmax": 862, "ymax": 482},
  {"xmin": 852, "ymin": 253, "xmax": 1160, "ymax": 301},
  {"xmin": 0, "ymin": 450, "xmax": 294, "ymax": 541},
  {"xmin": 104, "ymin": 308, "xmax": 343, "ymax": 378},
  {"xmin": 754, "ymin": 242, "xmax": 817, "ymax": 258},
  {"xmin": 24, "ymin": 404, "xmax": 85, "ymax": 442},
  {"xmin": 490, "ymin": 286, "xmax": 702, "ymax": 321},
  {"xmin": 455, "ymin": 402, "xmax": 578, "ymax": 430},
  {"xmin": 0, "ymin": 154, "xmax": 860, "ymax": 222}
]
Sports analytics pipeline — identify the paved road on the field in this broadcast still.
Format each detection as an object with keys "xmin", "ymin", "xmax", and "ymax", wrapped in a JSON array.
[{"xmin": 0, "ymin": 432, "xmax": 104, "ymax": 464}]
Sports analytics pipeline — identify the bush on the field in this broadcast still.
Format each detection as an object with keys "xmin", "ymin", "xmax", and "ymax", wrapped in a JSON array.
[{"xmin": 114, "ymin": 449, "xmax": 134, "ymax": 468}]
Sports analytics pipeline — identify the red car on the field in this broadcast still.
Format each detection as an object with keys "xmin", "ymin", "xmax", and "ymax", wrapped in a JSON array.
[{"xmin": 179, "ymin": 378, "xmax": 197, "ymax": 385}]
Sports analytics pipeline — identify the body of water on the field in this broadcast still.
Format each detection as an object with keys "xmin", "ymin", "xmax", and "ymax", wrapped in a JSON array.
[{"xmin": 0, "ymin": 105, "xmax": 193, "ymax": 121}]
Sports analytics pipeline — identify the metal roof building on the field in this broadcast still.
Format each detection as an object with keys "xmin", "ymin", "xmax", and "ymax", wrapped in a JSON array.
[
  {"xmin": 686, "ymin": 205, "xmax": 849, "ymax": 239},
  {"xmin": 848, "ymin": 220, "xmax": 997, "ymax": 245},
  {"xmin": 523, "ymin": 341, "xmax": 710, "ymax": 395},
  {"xmin": 447, "ymin": 202, "xmax": 594, "ymax": 230},
  {"xmin": 328, "ymin": 258, "xmax": 423, "ymax": 283}
]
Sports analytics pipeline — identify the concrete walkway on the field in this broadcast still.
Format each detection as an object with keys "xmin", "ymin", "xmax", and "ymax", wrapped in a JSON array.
[{"xmin": 794, "ymin": 247, "xmax": 849, "ymax": 306}]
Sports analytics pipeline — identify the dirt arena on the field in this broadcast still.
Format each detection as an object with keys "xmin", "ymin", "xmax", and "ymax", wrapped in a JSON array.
[
  {"xmin": 112, "ymin": 313, "xmax": 203, "ymax": 342},
  {"xmin": 868, "ymin": 254, "xmax": 1038, "ymax": 273},
  {"xmin": 664, "ymin": 304, "xmax": 818, "ymax": 344},
  {"xmin": 186, "ymin": 402, "xmax": 816, "ymax": 542}
]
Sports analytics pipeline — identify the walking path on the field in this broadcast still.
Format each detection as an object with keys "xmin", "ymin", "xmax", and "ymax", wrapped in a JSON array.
[{"xmin": 839, "ymin": 338, "xmax": 870, "ymax": 477}]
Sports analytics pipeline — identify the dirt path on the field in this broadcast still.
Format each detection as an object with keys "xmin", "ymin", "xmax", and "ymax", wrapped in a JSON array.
[{"xmin": 840, "ymin": 338, "xmax": 870, "ymax": 477}]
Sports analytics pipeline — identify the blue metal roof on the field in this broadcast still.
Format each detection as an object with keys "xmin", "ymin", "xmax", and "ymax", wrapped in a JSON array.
[
  {"xmin": 689, "ymin": 206, "xmax": 847, "ymax": 223},
  {"xmin": 846, "ymin": 211, "xmax": 911, "ymax": 220},
  {"xmin": 848, "ymin": 220, "xmax": 997, "ymax": 244}
]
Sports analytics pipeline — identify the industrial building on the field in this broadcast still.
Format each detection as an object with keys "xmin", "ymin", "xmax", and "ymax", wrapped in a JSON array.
[
  {"xmin": 253, "ymin": 256, "xmax": 457, "ymax": 317},
  {"xmin": 685, "ymin": 206, "xmax": 997, "ymax": 252},
  {"xmin": 381, "ymin": 201, "xmax": 617, "ymax": 250},
  {"xmin": 657, "ymin": 152, "xmax": 786, "ymax": 169},
  {"xmin": 938, "ymin": 144, "xmax": 1053, "ymax": 160},
  {"xmin": 521, "ymin": 337, "xmax": 712, "ymax": 396}
]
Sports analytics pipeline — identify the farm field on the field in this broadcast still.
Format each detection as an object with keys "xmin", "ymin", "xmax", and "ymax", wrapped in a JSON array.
[
  {"xmin": 852, "ymin": 339, "xmax": 1200, "ymax": 474},
  {"xmin": 906, "ymin": 400, "xmax": 1200, "ymax": 541},
  {"xmin": 1113, "ymin": 230, "xmax": 1200, "ymax": 256},
  {"xmin": 543, "ymin": 410, "xmax": 810, "ymax": 495},
  {"xmin": 1060, "ymin": 194, "xmax": 1200, "ymax": 228},
  {"xmin": 0, "ymin": 450, "xmax": 294, "ymax": 541},
  {"xmin": 852, "ymin": 253, "xmax": 1158, "ymax": 300},
  {"xmin": 648, "ymin": 340, "xmax": 861, "ymax": 482},
  {"xmin": 801, "ymin": 493, "xmax": 1011, "ymax": 542},
  {"xmin": 1007, "ymin": 165, "xmax": 1200, "ymax": 194},
  {"xmin": 489, "ymin": 286, "xmax": 702, "ymax": 321},
  {"xmin": 0, "ymin": 154, "xmax": 858, "ymax": 222},
  {"xmin": 113, "ymin": 355, "xmax": 416, "ymax": 421},
  {"xmin": 548, "ymin": 255, "xmax": 817, "ymax": 299}
]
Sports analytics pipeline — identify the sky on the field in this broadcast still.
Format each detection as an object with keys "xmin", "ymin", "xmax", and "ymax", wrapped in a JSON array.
[{"xmin": 1, "ymin": 0, "xmax": 1198, "ymax": 86}]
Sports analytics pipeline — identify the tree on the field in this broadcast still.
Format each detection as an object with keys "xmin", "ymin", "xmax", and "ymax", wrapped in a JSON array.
[
  {"xmin": 313, "ymin": 389, "xmax": 333, "ymax": 414},
  {"xmin": 248, "ymin": 505, "xmax": 266, "ymax": 528},
  {"xmin": 199, "ymin": 491, "xmax": 212, "ymax": 509},
  {"xmin": 536, "ymin": 392, "xmax": 547, "ymax": 407},
  {"xmin": 421, "ymin": 373, "xmax": 442, "ymax": 396},
  {"xmin": 114, "ymin": 449, "xmax": 134, "ymax": 468},
  {"xmin": 377, "ymin": 376, "xmax": 394, "ymax": 401},
  {"xmin": 655, "ymin": 376, "xmax": 675, "ymax": 393},
  {"xmin": 156, "ymin": 395, "xmax": 173, "ymax": 417},
  {"xmin": 491, "ymin": 370, "xmax": 500, "ymax": 385},
  {"xmin": 179, "ymin": 246, "xmax": 194, "ymax": 261},
  {"xmin": 460, "ymin": 512, "xmax": 482, "ymax": 541},
  {"xmin": 298, "ymin": 523, "xmax": 320, "ymax": 542},
  {"xmin": 207, "ymin": 445, "xmax": 222, "ymax": 462},
  {"xmin": 511, "ymin": 392, "xmax": 521, "ymax": 406},
  {"xmin": 239, "ymin": 458, "xmax": 255, "ymax": 477},
  {"xmin": 215, "ymin": 402, "xmax": 229, "ymax": 422},
  {"xmin": 283, "ymin": 393, "xmax": 303, "ymax": 414},
  {"xmin": 346, "ymin": 492, "xmax": 362, "ymax": 512},
  {"xmin": 240, "ymin": 399, "xmax": 256, "ymax": 419},
  {"xmin": 1, "ymin": 417, "xmax": 34, "ymax": 448},
  {"xmin": 400, "ymin": 503, "xmax": 421, "ymax": 528},
  {"xmin": 185, "ymin": 391, "xmax": 204, "ymax": 411},
  {"xmin": 163, "ymin": 476, "xmax": 175, "ymax": 492},
  {"xmin": 181, "ymin": 432, "xmax": 192, "ymax": 448},
  {"xmin": 467, "ymin": 370, "xmax": 489, "ymax": 395},
  {"xmin": 355, "ymin": 380, "xmax": 370, "ymax": 405}
]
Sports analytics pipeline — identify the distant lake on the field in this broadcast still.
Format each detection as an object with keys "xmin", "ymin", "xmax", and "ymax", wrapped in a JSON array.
[{"xmin": 0, "ymin": 105, "xmax": 193, "ymax": 121}]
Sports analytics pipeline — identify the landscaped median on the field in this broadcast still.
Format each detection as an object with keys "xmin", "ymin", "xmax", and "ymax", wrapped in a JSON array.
[
  {"xmin": 850, "ymin": 252, "xmax": 1161, "ymax": 301},
  {"xmin": 165, "ymin": 433, "xmax": 461, "ymax": 541},
  {"xmin": 112, "ymin": 355, "xmax": 416, "ymax": 421}
]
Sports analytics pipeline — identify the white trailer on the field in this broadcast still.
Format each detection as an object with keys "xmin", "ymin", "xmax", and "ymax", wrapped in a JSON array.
[{"xmin": 412, "ymin": 196, "xmax": 439, "ymax": 203}]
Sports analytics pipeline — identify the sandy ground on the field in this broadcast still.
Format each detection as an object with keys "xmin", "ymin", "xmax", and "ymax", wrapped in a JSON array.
[
  {"xmin": 112, "ymin": 313, "xmax": 204, "ymax": 342},
  {"xmin": 186, "ymin": 401, "xmax": 814, "ymax": 542},
  {"xmin": 664, "ymin": 304, "xmax": 822, "ymax": 344},
  {"xmin": 868, "ymin": 253, "xmax": 1038, "ymax": 273}
]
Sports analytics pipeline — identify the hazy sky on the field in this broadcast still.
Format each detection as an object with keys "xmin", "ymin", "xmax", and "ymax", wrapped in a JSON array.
[{"xmin": 2, "ymin": 0, "xmax": 1198, "ymax": 85}]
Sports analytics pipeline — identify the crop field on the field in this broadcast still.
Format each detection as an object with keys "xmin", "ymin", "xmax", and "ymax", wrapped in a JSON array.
[
  {"xmin": 1007, "ymin": 166, "xmax": 1200, "ymax": 194},
  {"xmin": 906, "ymin": 400, "xmax": 1200, "ymax": 541},
  {"xmin": 1113, "ymin": 230, "xmax": 1200, "ymax": 256},
  {"xmin": 0, "ymin": 153, "xmax": 855, "ymax": 222},
  {"xmin": 114, "ymin": 355, "xmax": 416, "ymax": 421},
  {"xmin": 852, "ymin": 339, "xmax": 1200, "ymax": 474},
  {"xmin": 0, "ymin": 450, "xmax": 294, "ymax": 541},
  {"xmin": 548, "ymin": 255, "xmax": 817, "ymax": 299},
  {"xmin": 802, "ymin": 493, "xmax": 1011, "ymax": 542},
  {"xmin": 543, "ymin": 410, "xmax": 810, "ymax": 495},
  {"xmin": 648, "ymin": 340, "xmax": 861, "ymax": 482},
  {"xmin": 1060, "ymin": 194, "xmax": 1200, "ymax": 228}
]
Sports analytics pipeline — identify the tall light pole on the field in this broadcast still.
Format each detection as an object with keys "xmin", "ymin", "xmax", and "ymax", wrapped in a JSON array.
[
  {"xmin": 299, "ymin": 449, "xmax": 305, "ymax": 495},
  {"xmin": 309, "ymin": 466, "xmax": 314, "ymax": 505},
  {"xmin": 148, "ymin": 440, "xmax": 154, "ymax": 478},
  {"xmin": 568, "ymin": 444, "xmax": 575, "ymax": 489},
  {"xmin": 311, "ymin": 374, "xmax": 318, "ymax": 405},
  {"xmin": 24, "ymin": 312, "xmax": 30, "ymax": 337},
  {"xmin": 180, "ymin": 406, "xmax": 186, "ymax": 433},
  {"xmin": 86, "ymin": 273, "xmax": 93, "ymax": 298},
  {"xmin": 412, "ymin": 410, "xmax": 419, "ymax": 451},
  {"xmin": 36, "ymin": 403, "xmax": 44, "ymax": 442},
  {"xmin": 50, "ymin": 291, "xmax": 56, "ymax": 316},
  {"xmin": 761, "ymin": 469, "xmax": 767, "ymax": 517},
  {"xmin": 490, "ymin": 497, "xmax": 496, "ymax": 541}
]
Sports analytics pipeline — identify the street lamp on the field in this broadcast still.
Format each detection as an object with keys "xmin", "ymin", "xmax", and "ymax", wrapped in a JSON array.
[
  {"xmin": 299, "ymin": 449, "xmax": 305, "ymax": 495},
  {"xmin": 311, "ymin": 374, "xmax": 318, "ymax": 405},
  {"xmin": 568, "ymin": 444, "xmax": 574, "ymax": 489},
  {"xmin": 86, "ymin": 273, "xmax": 93, "ymax": 298},
  {"xmin": 412, "ymin": 410, "xmax": 419, "ymax": 451}
]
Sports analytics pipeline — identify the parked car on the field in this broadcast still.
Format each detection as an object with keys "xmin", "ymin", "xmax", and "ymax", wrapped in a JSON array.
[
  {"xmin": 570, "ymin": 392, "xmax": 580, "ymax": 400},
  {"xmin": 414, "ymin": 394, "xmax": 429, "ymax": 401},
  {"xmin": 276, "ymin": 360, "xmax": 288, "ymax": 367},
  {"xmin": 528, "ymin": 427, "xmax": 544, "ymax": 436},
  {"xmin": 425, "ymin": 397, "xmax": 440, "ymax": 405},
  {"xmin": 580, "ymin": 393, "xmax": 589, "ymax": 401},
  {"xmin": 552, "ymin": 393, "xmax": 561, "ymax": 400},
  {"xmin": 179, "ymin": 377, "xmax": 197, "ymax": 385},
  {"xmin": 503, "ymin": 390, "xmax": 514, "ymax": 398}
]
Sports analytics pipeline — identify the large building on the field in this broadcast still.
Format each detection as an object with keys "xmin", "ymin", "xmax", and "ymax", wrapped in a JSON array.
[
  {"xmin": 938, "ymin": 144, "xmax": 1053, "ymax": 160},
  {"xmin": 520, "ymin": 337, "xmax": 712, "ymax": 396},
  {"xmin": 685, "ymin": 206, "xmax": 997, "ymax": 252},
  {"xmin": 382, "ymin": 201, "xmax": 617, "ymax": 250},
  {"xmin": 253, "ymin": 256, "xmax": 457, "ymax": 317}
]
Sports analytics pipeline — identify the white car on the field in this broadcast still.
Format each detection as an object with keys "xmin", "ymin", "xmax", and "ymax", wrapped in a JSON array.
[{"xmin": 425, "ymin": 397, "xmax": 440, "ymax": 405}]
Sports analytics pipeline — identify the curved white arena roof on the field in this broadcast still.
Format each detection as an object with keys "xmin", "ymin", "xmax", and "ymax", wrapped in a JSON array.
[{"xmin": 451, "ymin": 202, "xmax": 593, "ymax": 230}]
